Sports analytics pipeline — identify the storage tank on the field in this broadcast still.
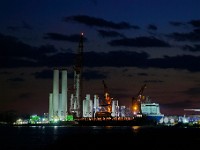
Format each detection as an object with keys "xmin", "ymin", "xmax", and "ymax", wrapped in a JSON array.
[{"xmin": 83, "ymin": 94, "xmax": 93, "ymax": 117}]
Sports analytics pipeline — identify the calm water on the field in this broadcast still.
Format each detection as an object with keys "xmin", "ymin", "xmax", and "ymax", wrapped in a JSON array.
[{"xmin": 0, "ymin": 125, "xmax": 200, "ymax": 149}]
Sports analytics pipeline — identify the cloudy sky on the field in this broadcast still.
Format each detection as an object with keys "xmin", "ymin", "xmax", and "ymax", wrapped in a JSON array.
[{"xmin": 1, "ymin": 0, "xmax": 200, "ymax": 116}]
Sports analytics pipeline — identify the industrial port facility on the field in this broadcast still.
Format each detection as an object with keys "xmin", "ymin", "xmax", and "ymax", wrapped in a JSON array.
[
  {"xmin": 46, "ymin": 33, "xmax": 165, "ymax": 126},
  {"xmin": 12, "ymin": 33, "xmax": 200, "ymax": 127},
  {"xmin": 48, "ymin": 32, "xmax": 130, "ymax": 122}
]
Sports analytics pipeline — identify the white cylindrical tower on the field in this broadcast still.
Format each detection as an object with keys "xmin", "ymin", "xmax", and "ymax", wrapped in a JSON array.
[
  {"xmin": 83, "ymin": 94, "xmax": 93, "ymax": 118},
  {"xmin": 58, "ymin": 93, "xmax": 62, "ymax": 118},
  {"xmin": 83, "ymin": 99, "xmax": 87, "ymax": 117},
  {"xmin": 120, "ymin": 106, "xmax": 126, "ymax": 117},
  {"xmin": 93, "ymin": 94, "xmax": 99, "ymax": 114},
  {"xmin": 60, "ymin": 70, "xmax": 68, "ymax": 120},
  {"xmin": 111, "ymin": 100, "xmax": 119, "ymax": 117},
  {"xmin": 48, "ymin": 93, "xmax": 53, "ymax": 121},
  {"xmin": 53, "ymin": 69, "xmax": 59, "ymax": 117}
]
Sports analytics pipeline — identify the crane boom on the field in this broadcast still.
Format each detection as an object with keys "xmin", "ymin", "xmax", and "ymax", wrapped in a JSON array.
[
  {"xmin": 136, "ymin": 84, "xmax": 147, "ymax": 100},
  {"xmin": 70, "ymin": 32, "xmax": 84, "ymax": 118},
  {"xmin": 132, "ymin": 84, "xmax": 147, "ymax": 116},
  {"xmin": 100, "ymin": 80, "xmax": 112, "ymax": 112}
]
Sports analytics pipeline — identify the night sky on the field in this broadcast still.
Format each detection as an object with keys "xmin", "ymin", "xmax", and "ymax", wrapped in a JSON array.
[{"xmin": 1, "ymin": 0, "xmax": 200, "ymax": 116}]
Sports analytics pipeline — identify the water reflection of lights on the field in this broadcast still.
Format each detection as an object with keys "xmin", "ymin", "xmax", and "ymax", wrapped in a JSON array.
[{"xmin": 131, "ymin": 126, "xmax": 141, "ymax": 133}]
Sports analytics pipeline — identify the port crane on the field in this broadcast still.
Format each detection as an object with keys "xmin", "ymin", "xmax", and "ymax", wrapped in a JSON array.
[
  {"xmin": 132, "ymin": 84, "xmax": 147, "ymax": 116},
  {"xmin": 69, "ymin": 32, "xmax": 84, "ymax": 118},
  {"xmin": 95, "ymin": 80, "xmax": 113, "ymax": 119},
  {"xmin": 99, "ymin": 80, "xmax": 112, "ymax": 112}
]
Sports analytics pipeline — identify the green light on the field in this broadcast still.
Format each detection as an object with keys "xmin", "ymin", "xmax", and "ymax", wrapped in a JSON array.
[
  {"xmin": 66, "ymin": 115, "xmax": 73, "ymax": 121},
  {"xmin": 30, "ymin": 115, "xmax": 40, "ymax": 124}
]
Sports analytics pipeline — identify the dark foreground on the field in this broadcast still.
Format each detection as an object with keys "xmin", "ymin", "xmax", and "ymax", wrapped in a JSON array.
[
  {"xmin": 46, "ymin": 126, "xmax": 200, "ymax": 149},
  {"xmin": 0, "ymin": 125, "xmax": 200, "ymax": 150}
]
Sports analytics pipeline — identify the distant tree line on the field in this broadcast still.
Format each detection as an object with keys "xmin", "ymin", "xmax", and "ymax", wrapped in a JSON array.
[{"xmin": 0, "ymin": 110, "xmax": 30, "ymax": 124}]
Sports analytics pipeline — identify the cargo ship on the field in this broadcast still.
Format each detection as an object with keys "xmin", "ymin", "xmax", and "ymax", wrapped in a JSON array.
[{"xmin": 141, "ymin": 96, "xmax": 164, "ymax": 122}]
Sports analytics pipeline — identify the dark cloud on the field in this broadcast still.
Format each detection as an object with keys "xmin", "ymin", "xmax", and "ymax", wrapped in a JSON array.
[
  {"xmin": 147, "ymin": 24, "xmax": 157, "ymax": 30},
  {"xmin": 83, "ymin": 70, "xmax": 107, "ymax": 80},
  {"xmin": 32, "ymin": 69, "xmax": 53, "ymax": 79},
  {"xmin": 144, "ymin": 80, "xmax": 163, "ymax": 83},
  {"xmin": 84, "ymin": 51, "xmax": 200, "ymax": 72},
  {"xmin": 44, "ymin": 33, "xmax": 87, "ymax": 42},
  {"xmin": 183, "ymin": 87, "xmax": 200, "ymax": 97},
  {"xmin": 97, "ymin": 29, "xmax": 125, "ymax": 38},
  {"xmin": 63, "ymin": 15, "xmax": 139, "ymax": 30},
  {"xmin": 19, "ymin": 93, "xmax": 32, "ymax": 99},
  {"xmin": 0, "ymin": 33, "xmax": 58, "ymax": 68},
  {"xmin": 169, "ymin": 21, "xmax": 186, "ymax": 27},
  {"xmin": 1, "ymin": 33, "xmax": 200, "ymax": 73},
  {"xmin": 7, "ymin": 77, "xmax": 24, "ymax": 82},
  {"xmin": 7, "ymin": 21, "xmax": 33, "ymax": 32},
  {"xmin": 163, "ymin": 100, "xmax": 194, "ymax": 109},
  {"xmin": 168, "ymin": 28, "xmax": 200, "ymax": 42},
  {"xmin": 169, "ymin": 19, "xmax": 200, "ymax": 28},
  {"xmin": 137, "ymin": 73, "xmax": 148, "ymax": 76},
  {"xmin": 108, "ymin": 36, "xmax": 170, "ymax": 47},
  {"xmin": 188, "ymin": 20, "xmax": 200, "ymax": 28},
  {"xmin": 7, "ymin": 26, "xmax": 20, "ymax": 32},
  {"xmin": 21, "ymin": 21, "xmax": 33, "ymax": 30},
  {"xmin": 149, "ymin": 55, "xmax": 200, "ymax": 72},
  {"xmin": 37, "ymin": 45, "xmax": 58, "ymax": 54},
  {"xmin": 83, "ymin": 51, "xmax": 149, "ymax": 67},
  {"xmin": 43, "ymin": 52, "xmax": 74, "ymax": 68},
  {"xmin": 182, "ymin": 44, "xmax": 200, "ymax": 52},
  {"xmin": 0, "ymin": 71, "xmax": 11, "ymax": 75},
  {"xmin": 0, "ymin": 33, "xmax": 35, "ymax": 58}
]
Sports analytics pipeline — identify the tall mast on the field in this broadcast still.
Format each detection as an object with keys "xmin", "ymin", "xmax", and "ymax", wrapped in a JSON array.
[
  {"xmin": 75, "ymin": 32, "xmax": 83, "ymax": 74},
  {"xmin": 73, "ymin": 32, "xmax": 84, "ymax": 118}
]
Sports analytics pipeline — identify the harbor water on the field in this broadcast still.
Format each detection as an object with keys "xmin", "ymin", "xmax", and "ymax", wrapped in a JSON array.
[{"xmin": 0, "ymin": 125, "xmax": 200, "ymax": 149}]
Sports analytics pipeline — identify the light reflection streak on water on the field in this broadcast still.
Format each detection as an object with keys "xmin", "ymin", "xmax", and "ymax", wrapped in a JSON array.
[
  {"xmin": 90, "ymin": 126, "xmax": 136, "ymax": 135},
  {"xmin": 131, "ymin": 126, "xmax": 141, "ymax": 134}
]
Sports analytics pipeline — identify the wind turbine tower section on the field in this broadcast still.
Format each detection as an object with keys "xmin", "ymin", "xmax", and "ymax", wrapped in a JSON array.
[
  {"xmin": 52, "ymin": 69, "xmax": 59, "ymax": 118},
  {"xmin": 49, "ymin": 69, "xmax": 68, "ymax": 122},
  {"xmin": 60, "ymin": 69, "xmax": 68, "ymax": 120}
]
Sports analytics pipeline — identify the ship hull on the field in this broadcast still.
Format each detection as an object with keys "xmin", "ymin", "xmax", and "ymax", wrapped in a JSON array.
[
  {"xmin": 145, "ymin": 114, "xmax": 164, "ymax": 122},
  {"xmin": 141, "ymin": 99, "xmax": 164, "ymax": 123}
]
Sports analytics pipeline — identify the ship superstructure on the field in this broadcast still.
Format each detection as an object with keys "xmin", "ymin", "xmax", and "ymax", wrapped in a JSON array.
[{"xmin": 141, "ymin": 96, "xmax": 164, "ymax": 122}]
